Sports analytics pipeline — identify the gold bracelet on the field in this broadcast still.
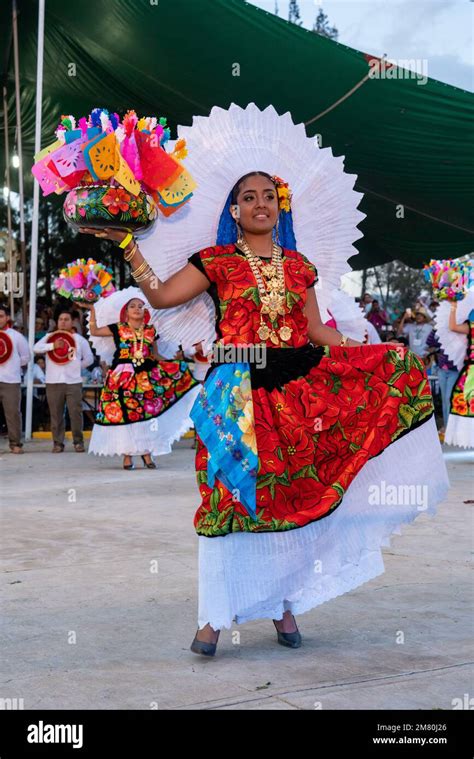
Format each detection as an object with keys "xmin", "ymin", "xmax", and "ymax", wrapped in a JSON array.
[
  {"xmin": 130, "ymin": 261, "xmax": 149, "ymax": 277},
  {"xmin": 133, "ymin": 267, "xmax": 154, "ymax": 283},
  {"xmin": 123, "ymin": 242, "xmax": 138, "ymax": 262},
  {"xmin": 339, "ymin": 334, "xmax": 349, "ymax": 347},
  {"xmin": 134, "ymin": 266, "xmax": 154, "ymax": 282},
  {"xmin": 132, "ymin": 264, "xmax": 153, "ymax": 282},
  {"xmin": 131, "ymin": 260, "xmax": 151, "ymax": 278}
]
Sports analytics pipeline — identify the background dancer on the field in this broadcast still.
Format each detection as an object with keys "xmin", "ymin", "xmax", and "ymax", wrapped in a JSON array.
[{"xmin": 82, "ymin": 295, "xmax": 200, "ymax": 469}]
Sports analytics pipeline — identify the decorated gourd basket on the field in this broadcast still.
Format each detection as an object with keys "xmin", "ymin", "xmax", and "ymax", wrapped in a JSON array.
[{"xmin": 32, "ymin": 108, "xmax": 195, "ymax": 236}]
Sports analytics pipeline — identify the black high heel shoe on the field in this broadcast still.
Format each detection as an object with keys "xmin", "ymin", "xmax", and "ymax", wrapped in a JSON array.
[
  {"xmin": 273, "ymin": 616, "xmax": 302, "ymax": 648},
  {"xmin": 190, "ymin": 629, "xmax": 220, "ymax": 657},
  {"xmin": 123, "ymin": 457, "xmax": 135, "ymax": 470},
  {"xmin": 141, "ymin": 455, "xmax": 157, "ymax": 469}
]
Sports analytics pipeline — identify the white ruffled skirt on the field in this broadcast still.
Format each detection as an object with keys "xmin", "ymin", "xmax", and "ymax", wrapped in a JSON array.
[
  {"xmin": 88, "ymin": 385, "xmax": 200, "ymax": 457},
  {"xmin": 445, "ymin": 413, "xmax": 474, "ymax": 449},
  {"xmin": 197, "ymin": 415, "xmax": 449, "ymax": 630}
]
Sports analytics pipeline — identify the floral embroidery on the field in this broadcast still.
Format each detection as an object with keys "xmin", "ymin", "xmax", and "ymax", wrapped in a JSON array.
[
  {"xmin": 192, "ymin": 245, "xmax": 434, "ymax": 537},
  {"xmin": 197, "ymin": 244, "xmax": 317, "ymax": 349},
  {"xmin": 96, "ymin": 322, "xmax": 198, "ymax": 426},
  {"xmin": 450, "ymin": 322, "xmax": 474, "ymax": 417}
]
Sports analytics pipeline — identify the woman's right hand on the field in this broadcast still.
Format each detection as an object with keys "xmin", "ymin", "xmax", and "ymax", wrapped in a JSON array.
[{"xmin": 79, "ymin": 227, "xmax": 131, "ymax": 246}]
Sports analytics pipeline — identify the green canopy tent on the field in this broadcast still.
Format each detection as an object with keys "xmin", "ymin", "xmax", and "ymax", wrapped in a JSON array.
[
  {"xmin": 2, "ymin": 0, "xmax": 473, "ymax": 269},
  {"xmin": 1, "ymin": 0, "xmax": 473, "ymax": 439}
]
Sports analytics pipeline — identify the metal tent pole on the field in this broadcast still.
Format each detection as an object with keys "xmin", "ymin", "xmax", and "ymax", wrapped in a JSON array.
[{"xmin": 25, "ymin": 0, "xmax": 45, "ymax": 441}]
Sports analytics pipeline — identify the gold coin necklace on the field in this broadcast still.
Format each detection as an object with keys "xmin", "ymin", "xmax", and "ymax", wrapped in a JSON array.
[
  {"xmin": 130, "ymin": 324, "xmax": 145, "ymax": 366},
  {"xmin": 237, "ymin": 239, "xmax": 293, "ymax": 345}
]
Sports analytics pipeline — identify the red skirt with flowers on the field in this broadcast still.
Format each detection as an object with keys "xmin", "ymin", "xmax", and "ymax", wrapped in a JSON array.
[
  {"xmin": 194, "ymin": 343, "xmax": 434, "ymax": 536},
  {"xmin": 96, "ymin": 358, "xmax": 198, "ymax": 426}
]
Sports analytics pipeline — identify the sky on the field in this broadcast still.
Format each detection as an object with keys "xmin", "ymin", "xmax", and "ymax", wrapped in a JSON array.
[{"xmin": 250, "ymin": 0, "xmax": 473, "ymax": 92}]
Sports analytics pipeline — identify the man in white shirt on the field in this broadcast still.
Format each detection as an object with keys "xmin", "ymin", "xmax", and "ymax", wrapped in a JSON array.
[
  {"xmin": 34, "ymin": 309, "xmax": 94, "ymax": 453},
  {"xmin": 0, "ymin": 305, "xmax": 31, "ymax": 453},
  {"xmin": 397, "ymin": 307, "xmax": 432, "ymax": 359}
]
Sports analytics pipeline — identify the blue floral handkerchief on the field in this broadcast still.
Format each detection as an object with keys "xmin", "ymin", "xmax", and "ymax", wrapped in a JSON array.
[{"xmin": 190, "ymin": 363, "xmax": 258, "ymax": 520}]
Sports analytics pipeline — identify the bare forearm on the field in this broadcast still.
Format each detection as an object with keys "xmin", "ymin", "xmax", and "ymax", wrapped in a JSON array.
[
  {"xmin": 122, "ymin": 245, "xmax": 166, "ymax": 307},
  {"xmin": 448, "ymin": 304, "xmax": 468, "ymax": 333},
  {"xmin": 304, "ymin": 289, "xmax": 362, "ymax": 347},
  {"xmin": 87, "ymin": 305, "xmax": 112, "ymax": 337},
  {"xmin": 310, "ymin": 324, "xmax": 362, "ymax": 347},
  {"xmin": 123, "ymin": 242, "xmax": 208, "ymax": 308},
  {"xmin": 396, "ymin": 316, "xmax": 405, "ymax": 336}
]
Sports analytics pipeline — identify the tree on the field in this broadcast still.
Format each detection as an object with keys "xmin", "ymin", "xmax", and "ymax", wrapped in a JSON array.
[
  {"xmin": 0, "ymin": 195, "xmax": 129, "ymax": 315},
  {"xmin": 288, "ymin": 0, "xmax": 302, "ymax": 26},
  {"xmin": 312, "ymin": 7, "xmax": 338, "ymax": 40},
  {"xmin": 363, "ymin": 260, "xmax": 429, "ymax": 318}
]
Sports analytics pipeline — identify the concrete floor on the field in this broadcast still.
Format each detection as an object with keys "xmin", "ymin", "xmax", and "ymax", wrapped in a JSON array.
[{"xmin": 1, "ymin": 438, "xmax": 472, "ymax": 710}]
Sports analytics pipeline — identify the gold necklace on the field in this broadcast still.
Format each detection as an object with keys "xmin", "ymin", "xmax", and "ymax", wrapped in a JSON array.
[
  {"xmin": 237, "ymin": 239, "xmax": 293, "ymax": 345},
  {"xmin": 129, "ymin": 323, "xmax": 145, "ymax": 366}
]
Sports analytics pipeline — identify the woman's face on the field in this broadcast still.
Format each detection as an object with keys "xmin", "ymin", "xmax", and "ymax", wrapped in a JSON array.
[
  {"xmin": 126, "ymin": 299, "xmax": 145, "ymax": 322},
  {"xmin": 232, "ymin": 174, "xmax": 279, "ymax": 236}
]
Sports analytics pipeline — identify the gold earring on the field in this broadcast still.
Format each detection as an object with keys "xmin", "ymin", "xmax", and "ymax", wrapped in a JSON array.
[
  {"xmin": 234, "ymin": 218, "xmax": 243, "ymax": 243},
  {"xmin": 274, "ymin": 216, "xmax": 280, "ymax": 243}
]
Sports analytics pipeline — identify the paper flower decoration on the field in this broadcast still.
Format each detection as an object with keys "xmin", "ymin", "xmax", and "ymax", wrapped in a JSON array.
[
  {"xmin": 32, "ymin": 108, "xmax": 196, "ymax": 233},
  {"xmin": 423, "ymin": 257, "xmax": 473, "ymax": 302},
  {"xmin": 54, "ymin": 259, "xmax": 116, "ymax": 303}
]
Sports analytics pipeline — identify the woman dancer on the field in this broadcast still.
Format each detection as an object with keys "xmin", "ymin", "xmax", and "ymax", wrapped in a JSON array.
[
  {"xmin": 83, "ymin": 296, "xmax": 199, "ymax": 469},
  {"xmin": 81, "ymin": 169, "xmax": 448, "ymax": 656},
  {"xmin": 444, "ymin": 297, "xmax": 474, "ymax": 448},
  {"xmin": 76, "ymin": 82, "xmax": 446, "ymax": 659}
]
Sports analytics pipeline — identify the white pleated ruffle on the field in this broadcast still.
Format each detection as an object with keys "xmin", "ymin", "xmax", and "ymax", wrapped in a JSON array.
[
  {"xmin": 197, "ymin": 415, "xmax": 449, "ymax": 630},
  {"xmin": 88, "ymin": 385, "xmax": 200, "ymax": 456},
  {"xmin": 445, "ymin": 413, "xmax": 474, "ymax": 449}
]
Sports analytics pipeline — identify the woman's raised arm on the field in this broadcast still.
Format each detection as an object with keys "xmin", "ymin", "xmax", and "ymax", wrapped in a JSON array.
[
  {"xmin": 79, "ymin": 228, "xmax": 210, "ymax": 309},
  {"xmin": 140, "ymin": 261, "xmax": 210, "ymax": 309},
  {"xmin": 77, "ymin": 303, "xmax": 113, "ymax": 336},
  {"xmin": 448, "ymin": 302, "xmax": 469, "ymax": 334}
]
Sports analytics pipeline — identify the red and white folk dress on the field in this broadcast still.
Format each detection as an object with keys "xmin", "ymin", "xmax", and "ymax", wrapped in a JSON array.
[
  {"xmin": 89, "ymin": 321, "xmax": 200, "ymax": 457},
  {"xmin": 187, "ymin": 244, "xmax": 449, "ymax": 630},
  {"xmin": 445, "ymin": 319, "xmax": 474, "ymax": 448}
]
